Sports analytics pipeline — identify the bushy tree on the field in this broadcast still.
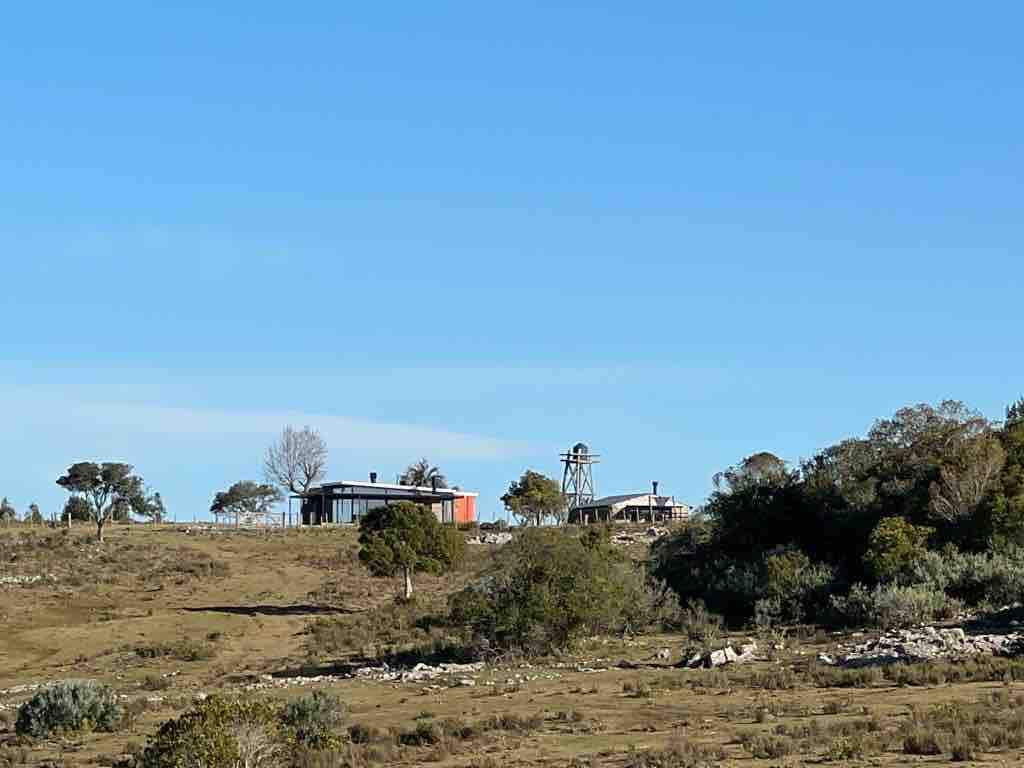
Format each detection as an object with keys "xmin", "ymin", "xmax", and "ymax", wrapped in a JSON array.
[
  {"xmin": 0, "ymin": 497, "xmax": 14, "ymax": 524},
  {"xmin": 449, "ymin": 527, "xmax": 645, "ymax": 654},
  {"xmin": 210, "ymin": 481, "xmax": 283, "ymax": 526},
  {"xmin": 281, "ymin": 690, "xmax": 346, "ymax": 750},
  {"xmin": 983, "ymin": 402, "xmax": 1024, "ymax": 547},
  {"xmin": 652, "ymin": 399, "xmax": 1024, "ymax": 626},
  {"xmin": 501, "ymin": 470, "xmax": 566, "ymax": 526},
  {"xmin": 133, "ymin": 490, "xmax": 166, "ymax": 523},
  {"xmin": 62, "ymin": 496, "xmax": 92, "ymax": 524},
  {"xmin": 138, "ymin": 696, "xmax": 280, "ymax": 768},
  {"xmin": 26, "ymin": 502, "xmax": 43, "ymax": 525},
  {"xmin": 358, "ymin": 501, "xmax": 464, "ymax": 599},
  {"xmin": 56, "ymin": 462, "xmax": 145, "ymax": 542},
  {"xmin": 863, "ymin": 517, "xmax": 933, "ymax": 582}
]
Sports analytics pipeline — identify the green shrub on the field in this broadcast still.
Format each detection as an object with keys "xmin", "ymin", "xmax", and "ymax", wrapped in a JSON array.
[
  {"xmin": 134, "ymin": 638, "xmax": 216, "ymax": 662},
  {"xmin": 625, "ymin": 737, "xmax": 726, "ymax": 767},
  {"xmin": 677, "ymin": 599, "xmax": 723, "ymax": 649},
  {"xmin": 763, "ymin": 549, "xmax": 836, "ymax": 622},
  {"xmin": 825, "ymin": 735, "xmax": 863, "ymax": 761},
  {"xmin": 137, "ymin": 696, "xmax": 280, "ymax": 768},
  {"xmin": 15, "ymin": 680, "xmax": 121, "ymax": 738},
  {"xmin": 864, "ymin": 517, "xmax": 933, "ymax": 582},
  {"xmin": 830, "ymin": 582, "xmax": 953, "ymax": 628},
  {"xmin": 448, "ymin": 528, "xmax": 646, "ymax": 654},
  {"xmin": 281, "ymin": 691, "xmax": 346, "ymax": 749},
  {"xmin": 740, "ymin": 732, "xmax": 794, "ymax": 759},
  {"xmin": 902, "ymin": 725, "xmax": 943, "ymax": 755}
]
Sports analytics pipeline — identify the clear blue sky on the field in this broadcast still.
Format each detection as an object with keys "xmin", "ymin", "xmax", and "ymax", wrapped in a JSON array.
[{"xmin": 2, "ymin": 3, "xmax": 1021, "ymax": 521}]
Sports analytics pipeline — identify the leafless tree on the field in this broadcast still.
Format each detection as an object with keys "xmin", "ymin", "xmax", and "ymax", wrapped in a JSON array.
[
  {"xmin": 232, "ymin": 723, "xmax": 280, "ymax": 768},
  {"xmin": 929, "ymin": 434, "xmax": 1006, "ymax": 524},
  {"xmin": 264, "ymin": 425, "xmax": 328, "ymax": 494}
]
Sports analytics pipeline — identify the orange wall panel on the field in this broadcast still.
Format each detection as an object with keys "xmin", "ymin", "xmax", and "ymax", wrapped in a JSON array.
[{"xmin": 454, "ymin": 496, "xmax": 476, "ymax": 524}]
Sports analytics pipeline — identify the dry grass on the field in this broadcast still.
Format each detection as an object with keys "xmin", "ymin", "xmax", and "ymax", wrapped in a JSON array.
[{"xmin": 3, "ymin": 523, "xmax": 1024, "ymax": 766}]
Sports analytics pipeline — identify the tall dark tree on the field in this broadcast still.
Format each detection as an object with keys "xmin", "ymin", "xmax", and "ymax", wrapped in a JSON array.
[
  {"xmin": 132, "ymin": 489, "xmax": 166, "ymax": 523},
  {"xmin": 62, "ymin": 496, "xmax": 93, "ymax": 524},
  {"xmin": 501, "ymin": 470, "xmax": 566, "ymax": 526},
  {"xmin": 26, "ymin": 503, "xmax": 44, "ymax": 525},
  {"xmin": 56, "ymin": 462, "xmax": 145, "ymax": 542},
  {"xmin": 358, "ymin": 501, "xmax": 463, "ymax": 599},
  {"xmin": 0, "ymin": 497, "xmax": 15, "ymax": 524},
  {"xmin": 264, "ymin": 425, "xmax": 328, "ymax": 495},
  {"xmin": 713, "ymin": 452, "xmax": 791, "ymax": 492},
  {"xmin": 399, "ymin": 459, "xmax": 447, "ymax": 489}
]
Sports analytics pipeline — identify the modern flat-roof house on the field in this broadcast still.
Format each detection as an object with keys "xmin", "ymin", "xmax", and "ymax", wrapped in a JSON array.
[
  {"xmin": 568, "ymin": 482, "xmax": 689, "ymax": 524},
  {"xmin": 296, "ymin": 474, "xmax": 478, "ymax": 526}
]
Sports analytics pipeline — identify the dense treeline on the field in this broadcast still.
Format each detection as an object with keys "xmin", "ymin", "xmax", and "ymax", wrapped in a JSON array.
[{"xmin": 650, "ymin": 399, "xmax": 1024, "ymax": 628}]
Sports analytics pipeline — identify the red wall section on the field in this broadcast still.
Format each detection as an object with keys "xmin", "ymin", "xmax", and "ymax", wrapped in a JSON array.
[{"xmin": 454, "ymin": 496, "xmax": 476, "ymax": 524}]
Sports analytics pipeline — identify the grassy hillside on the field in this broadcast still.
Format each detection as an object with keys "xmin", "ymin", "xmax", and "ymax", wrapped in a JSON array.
[{"xmin": 2, "ymin": 524, "xmax": 1024, "ymax": 766}]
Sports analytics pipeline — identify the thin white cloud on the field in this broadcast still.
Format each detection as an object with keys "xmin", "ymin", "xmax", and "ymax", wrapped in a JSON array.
[{"xmin": 0, "ymin": 387, "xmax": 534, "ymax": 462}]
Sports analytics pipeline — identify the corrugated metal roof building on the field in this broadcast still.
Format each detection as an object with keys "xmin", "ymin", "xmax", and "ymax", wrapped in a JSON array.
[{"xmin": 569, "ymin": 485, "xmax": 689, "ymax": 525}]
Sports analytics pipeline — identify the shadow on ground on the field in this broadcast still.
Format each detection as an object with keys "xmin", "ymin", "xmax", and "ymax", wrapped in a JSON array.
[
  {"xmin": 268, "ymin": 644, "xmax": 480, "ymax": 680},
  {"xmin": 181, "ymin": 604, "xmax": 360, "ymax": 617}
]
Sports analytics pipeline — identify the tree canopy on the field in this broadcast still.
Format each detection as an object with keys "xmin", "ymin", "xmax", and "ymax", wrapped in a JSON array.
[
  {"xmin": 399, "ymin": 459, "xmax": 447, "ymax": 489},
  {"xmin": 26, "ymin": 503, "xmax": 43, "ymax": 525},
  {"xmin": 651, "ymin": 399, "xmax": 1024, "ymax": 626},
  {"xmin": 501, "ymin": 470, "xmax": 566, "ymax": 526},
  {"xmin": 357, "ymin": 501, "xmax": 463, "ymax": 598},
  {"xmin": 62, "ymin": 496, "xmax": 93, "ymax": 523},
  {"xmin": 55, "ymin": 462, "xmax": 145, "ymax": 541},
  {"xmin": 210, "ymin": 481, "xmax": 282, "ymax": 526},
  {"xmin": 0, "ymin": 497, "xmax": 15, "ymax": 523}
]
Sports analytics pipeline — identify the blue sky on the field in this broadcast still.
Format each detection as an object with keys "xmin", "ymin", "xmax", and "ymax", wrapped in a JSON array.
[{"xmin": 2, "ymin": 3, "xmax": 1021, "ymax": 521}]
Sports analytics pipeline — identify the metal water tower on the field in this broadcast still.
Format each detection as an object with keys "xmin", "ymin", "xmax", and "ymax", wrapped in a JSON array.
[{"xmin": 560, "ymin": 442, "xmax": 600, "ymax": 510}]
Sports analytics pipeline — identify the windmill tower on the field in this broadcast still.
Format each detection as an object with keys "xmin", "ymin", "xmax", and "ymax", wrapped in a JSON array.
[{"xmin": 560, "ymin": 442, "xmax": 600, "ymax": 511}]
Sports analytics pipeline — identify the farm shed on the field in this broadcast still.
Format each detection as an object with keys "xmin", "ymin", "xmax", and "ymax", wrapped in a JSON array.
[{"xmin": 569, "ymin": 483, "xmax": 689, "ymax": 524}]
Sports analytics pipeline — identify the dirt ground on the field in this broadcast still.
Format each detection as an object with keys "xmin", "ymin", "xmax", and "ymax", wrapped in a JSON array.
[{"xmin": 1, "ymin": 524, "xmax": 1022, "ymax": 767}]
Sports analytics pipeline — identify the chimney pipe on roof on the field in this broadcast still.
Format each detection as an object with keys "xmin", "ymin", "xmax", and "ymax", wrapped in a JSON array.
[
  {"xmin": 652, "ymin": 481, "xmax": 659, "ymax": 496},
  {"xmin": 370, "ymin": 472, "xmax": 377, "ymax": 484}
]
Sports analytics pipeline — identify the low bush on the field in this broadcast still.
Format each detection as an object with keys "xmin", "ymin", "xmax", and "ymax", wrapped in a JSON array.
[
  {"xmin": 902, "ymin": 725, "xmax": 943, "ymax": 755},
  {"xmin": 141, "ymin": 675, "xmax": 171, "ymax": 692},
  {"xmin": 740, "ymin": 732, "xmax": 795, "ymax": 759},
  {"xmin": 448, "ymin": 528, "xmax": 648, "ymax": 655},
  {"xmin": 15, "ymin": 680, "xmax": 121, "ymax": 738},
  {"xmin": 136, "ymin": 696, "xmax": 281, "ymax": 768},
  {"xmin": 134, "ymin": 639, "xmax": 217, "ymax": 662},
  {"xmin": 624, "ymin": 737, "xmax": 726, "ymax": 767},
  {"xmin": 281, "ymin": 691, "xmax": 346, "ymax": 750},
  {"xmin": 829, "ymin": 582, "xmax": 954, "ymax": 628}
]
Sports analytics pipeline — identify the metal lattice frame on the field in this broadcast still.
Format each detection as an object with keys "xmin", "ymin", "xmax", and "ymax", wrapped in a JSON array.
[{"xmin": 560, "ymin": 443, "xmax": 600, "ymax": 511}]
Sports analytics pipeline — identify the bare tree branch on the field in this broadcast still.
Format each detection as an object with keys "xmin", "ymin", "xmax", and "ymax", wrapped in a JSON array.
[{"xmin": 264, "ymin": 425, "xmax": 328, "ymax": 495}]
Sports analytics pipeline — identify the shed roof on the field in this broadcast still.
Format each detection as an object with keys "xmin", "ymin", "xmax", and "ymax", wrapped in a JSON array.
[{"xmin": 573, "ymin": 493, "xmax": 689, "ymax": 511}]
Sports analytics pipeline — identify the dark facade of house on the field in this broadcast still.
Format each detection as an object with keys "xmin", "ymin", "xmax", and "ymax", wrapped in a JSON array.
[{"xmin": 297, "ymin": 477, "xmax": 477, "ymax": 526}]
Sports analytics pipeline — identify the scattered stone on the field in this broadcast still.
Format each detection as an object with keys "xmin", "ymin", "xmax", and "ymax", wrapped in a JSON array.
[
  {"xmin": 0, "ymin": 574, "xmax": 57, "ymax": 586},
  {"xmin": 467, "ymin": 532, "xmax": 513, "ymax": 545},
  {"xmin": 610, "ymin": 527, "xmax": 669, "ymax": 547},
  {"xmin": 835, "ymin": 626, "xmax": 1024, "ymax": 667},
  {"xmin": 685, "ymin": 641, "xmax": 759, "ymax": 668}
]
